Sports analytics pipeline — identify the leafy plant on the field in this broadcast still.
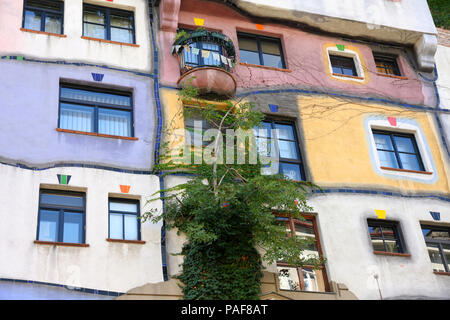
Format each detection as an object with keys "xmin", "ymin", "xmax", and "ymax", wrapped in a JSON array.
[{"xmin": 143, "ymin": 83, "xmax": 323, "ymax": 299}]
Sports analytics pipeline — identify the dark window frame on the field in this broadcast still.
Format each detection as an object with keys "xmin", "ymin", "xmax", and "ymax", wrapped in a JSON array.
[
  {"xmin": 22, "ymin": 0, "xmax": 64, "ymax": 34},
  {"xmin": 108, "ymin": 198, "xmax": 141, "ymax": 241},
  {"xmin": 373, "ymin": 53, "xmax": 401, "ymax": 76},
  {"xmin": 237, "ymin": 32, "xmax": 286, "ymax": 69},
  {"xmin": 58, "ymin": 83, "xmax": 135, "ymax": 138},
  {"xmin": 256, "ymin": 118, "xmax": 306, "ymax": 181},
  {"xmin": 36, "ymin": 189, "xmax": 86, "ymax": 244},
  {"xmin": 275, "ymin": 214, "xmax": 330, "ymax": 292},
  {"xmin": 82, "ymin": 3, "xmax": 136, "ymax": 44},
  {"xmin": 367, "ymin": 219, "xmax": 406, "ymax": 254},
  {"xmin": 329, "ymin": 54, "xmax": 358, "ymax": 76},
  {"xmin": 421, "ymin": 224, "xmax": 450, "ymax": 273},
  {"xmin": 372, "ymin": 129, "xmax": 425, "ymax": 172}
]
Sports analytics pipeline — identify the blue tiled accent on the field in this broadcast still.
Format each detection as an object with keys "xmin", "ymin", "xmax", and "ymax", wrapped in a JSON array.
[{"xmin": 430, "ymin": 211, "xmax": 441, "ymax": 221}]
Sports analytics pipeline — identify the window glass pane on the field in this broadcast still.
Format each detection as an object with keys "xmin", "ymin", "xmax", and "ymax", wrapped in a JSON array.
[
  {"xmin": 369, "ymin": 225, "xmax": 387, "ymax": 251},
  {"xmin": 44, "ymin": 15, "xmax": 62, "ymax": 34},
  {"xmin": 274, "ymin": 123, "xmax": 295, "ymax": 140},
  {"xmin": 302, "ymin": 268, "xmax": 319, "ymax": 292},
  {"xmin": 422, "ymin": 228, "xmax": 450, "ymax": 241},
  {"xmin": 110, "ymin": 14, "xmax": 132, "ymax": 28},
  {"xmin": 280, "ymin": 162, "xmax": 302, "ymax": 181},
  {"xmin": 41, "ymin": 193, "xmax": 84, "ymax": 208},
  {"xmin": 110, "ymin": 213, "xmax": 124, "ymax": 239},
  {"xmin": 38, "ymin": 210, "xmax": 59, "ymax": 242},
  {"xmin": 61, "ymin": 88, "xmax": 131, "ymax": 107},
  {"xmin": 398, "ymin": 153, "xmax": 422, "ymax": 171},
  {"xmin": 98, "ymin": 108, "xmax": 131, "ymax": 137},
  {"xmin": 84, "ymin": 22, "xmax": 106, "ymax": 39},
  {"xmin": 63, "ymin": 212, "xmax": 83, "ymax": 243},
  {"xmin": 202, "ymin": 42, "xmax": 221, "ymax": 53},
  {"xmin": 238, "ymin": 37, "xmax": 258, "ymax": 52},
  {"xmin": 111, "ymin": 27, "xmax": 133, "ymax": 44},
  {"xmin": 443, "ymin": 243, "xmax": 450, "ymax": 271},
  {"xmin": 110, "ymin": 201, "xmax": 138, "ymax": 213},
  {"xmin": 373, "ymin": 134, "xmax": 394, "ymax": 150},
  {"xmin": 124, "ymin": 215, "xmax": 138, "ymax": 240},
  {"xmin": 278, "ymin": 140, "xmax": 298, "ymax": 159},
  {"xmin": 84, "ymin": 9, "xmax": 105, "ymax": 24},
  {"xmin": 24, "ymin": 10, "xmax": 42, "ymax": 31},
  {"xmin": 256, "ymin": 137, "xmax": 274, "ymax": 158},
  {"xmin": 393, "ymin": 136, "xmax": 416, "ymax": 153},
  {"xmin": 262, "ymin": 54, "xmax": 283, "ymax": 68},
  {"xmin": 426, "ymin": 243, "xmax": 445, "ymax": 272},
  {"xmin": 60, "ymin": 103, "xmax": 94, "ymax": 133},
  {"xmin": 382, "ymin": 226, "xmax": 400, "ymax": 253},
  {"xmin": 254, "ymin": 122, "xmax": 271, "ymax": 138},
  {"xmin": 377, "ymin": 150, "xmax": 399, "ymax": 168},
  {"xmin": 277, "ymin": 267, "xmax": 300, "ymax": 291},
  {"xmin": 239, "ymin": 50, "xmax": 261, "ymax": 65},
  {"xmin": 260, "ymin": 40, "xmax": 281, "ymax": 55}
]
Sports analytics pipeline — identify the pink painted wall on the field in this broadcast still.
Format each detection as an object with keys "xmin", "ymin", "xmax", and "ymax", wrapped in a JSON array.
[{"xmin": 159, "ymin": 0, "xmax": 434, "ymax": 106}]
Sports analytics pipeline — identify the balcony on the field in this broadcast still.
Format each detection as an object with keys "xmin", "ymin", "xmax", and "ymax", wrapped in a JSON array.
[{"xmin": 172, "ymin": 29, "xmax": 237, "ymax": 96}]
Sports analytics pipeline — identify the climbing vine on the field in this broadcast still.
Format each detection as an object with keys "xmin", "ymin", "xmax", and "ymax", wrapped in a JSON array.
[{"xmin": 143, "ymin": 85, "xmax": 323, "ymax": 299}]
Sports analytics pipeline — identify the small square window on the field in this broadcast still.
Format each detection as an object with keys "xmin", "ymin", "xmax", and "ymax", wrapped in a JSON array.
[
  {"xmin": 238, "ymin": 33, "xmax": 285, "ymax": 69},
  {"xmin": 372, "ymin": 130, "xmax": 425, "ymax": 172},
  {"xmin": 22, "ymin": 0, "xmax": 64, "ymax": 34},
  {"xmin": 374, "ymin": 54, "xmax": 401, "ymax": 76},
  {"xmin": 59, "ymin": 84, "xmax": 134, "ymax": 137},
  {"xmin": 83, "ymin": 4, "xmax": 135, "ymax": 44},
  {"xmin": 37, "ymin": 190, "xmax": 86, "ymax": 244},
  {"xmin": 108, "ymin": 199, "xmax": 141, "ymax": 241},
  {"xmin": 329, "ymin": 55, "xmax": 358, "ymax": 76},
  {"xmin": 421, "ymin": 225, "xmax": 450, "ymax": 273},
  {"xmin": 367, "ymin": 219, "xmax": 406, "ymax": 254}
]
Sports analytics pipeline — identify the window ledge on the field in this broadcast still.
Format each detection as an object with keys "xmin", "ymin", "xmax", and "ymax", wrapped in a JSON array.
[
  {"xmin": 106, "ymin": 238, "xmax": 146, "ymax": 244},
  {"xmin": 20, "ymin": 28, "xmax": 66, "ymax": 38},
  {"xmin": 56, "ymin": 128, "xmax": 138, "ymax": 141},
  {"xmin": 373, "ymin": 251, "xmax": 411, "ymax": 257},
  {"xmin": 34, "ymin": 240, "xmax": 89, "ymax": 247},
  {"xmin": 332, "ymin": 73, "xmax": 364, "ymax": 80},
  {"xmin": 81, "ymin": 36, "xmax": 139, "ymax": 47},
  {"xmin": 239, "ymin": 62, "xmax": 291, "ymax": 73},
  {"xmin": 377, "ymin": 73, "xmax": 408, "ymax": 80},
  {"xmin": 433, "ymin": 271, "xmax": 450, "ymax": 276},
  {"xmin": 380, "ymin": 166, "xmax": 432, "ymax": 175}
]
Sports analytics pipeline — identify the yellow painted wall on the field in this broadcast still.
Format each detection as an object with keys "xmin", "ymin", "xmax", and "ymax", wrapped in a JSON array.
[
  {"xmin": 298, "ymin": 95, "xmax": 450, "ymax": 193},
  {"xmin": 160, "ymin": 87, "xmax": 449, "ymax": 194}
]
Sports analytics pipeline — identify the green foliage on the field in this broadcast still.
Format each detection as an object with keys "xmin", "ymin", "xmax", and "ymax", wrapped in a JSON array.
[
  {"xmin": 143, "ymin": 84, "xmax": 323, "ymax": 299},
  {"xmin": 174, "ymin": 30, "xmax": 187, "ymax": 42},
  {"xmin": 428, "ymin": 0, "xmax": 450, "ymax": 29}
]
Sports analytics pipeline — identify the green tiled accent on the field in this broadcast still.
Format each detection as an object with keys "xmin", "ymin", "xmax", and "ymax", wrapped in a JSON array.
[
  {"xmin": 16, "ymin": 56, "xmax": 23, "ymax": 61},
  {"xmin": 336, "ymin": 44, "xmax": 345, "ymax": 51}
]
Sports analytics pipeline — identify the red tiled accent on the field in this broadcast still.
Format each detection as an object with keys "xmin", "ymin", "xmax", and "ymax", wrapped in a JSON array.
[
  {"xmin": 106, "ymin": 238, "xmax": 146, "ymax": 244},
  {"xmin": 34, "ymin": 240, "xmax": 89, "ymax": 247},
  {"xmin": 373, "ymin": 251, "xmax": 411, "ymax": 257},
  {"xmin": 239, "ymin": 62, "xmax": 292, "ymax": 73},
  {"xmin": 380, "ymin": 167, "xmax": 433, "ymax": 175},
  {"xmin": 56, "ymin": 128, "xmax": 138, "ymax": 141},
  {"xmin": 21, "ymin": 28, "xmax": 67, "ymax": 38},
  {"xmin": 81, "ymin": 36, "xmax": 139, "ymax": 47}
]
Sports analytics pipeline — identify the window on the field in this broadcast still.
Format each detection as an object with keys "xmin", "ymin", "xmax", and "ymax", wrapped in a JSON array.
[
  {"xmin": 367, "ymin": 219, "xmax": 406, "ymax": 254},
  {"xmin": 108, "ymin": 199, "xmax": 140, "ymax": 241},
  {"xmin": 421, "ymin": 225, "xmax": 450, "ymax": 273},
  {"xmin": 59, "ymin": 84, "xmax": 133, "ymax": 137},
  {"xmin": 276, "ymin": 215, "xmax": 329, "ymax": 292},
  {"xmin": 254, "ymin": 120, "xmax": 305, "ymax": 181},
  {"xmin": 329, "ymin": 55, "xmax": 357, "ymax": 76},
  {"xmin": 180, "ymin": 29, "xmax": 225, "ymax": 72},
  {"xmin": 22, "ymin": 0, "xmax": 64, "ymax": 34},
  {"xmin": 372, "ymin": 130, "xmax": 425, "ymax": 172},
  {"xmin": 37, "ymin": 190, "xmax": 85, "ymax": 244},
  {"xmin": 238, "ymin": 33, "xmax": 285, "ymax": 69},
  {"xmin": 184, "ymin": 107, "xmax": 214, "ymax": 147},
  {"xmin": 83, "ymin": 4, "xmax": 135, "ymax": 44},
  {"xmin": 374, "ymin": 53, "xmax": 401, "ymax": 76}
]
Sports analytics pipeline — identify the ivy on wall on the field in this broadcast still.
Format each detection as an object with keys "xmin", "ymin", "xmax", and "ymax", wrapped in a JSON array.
[{"xmin": 428, "ymin": 0, "xmax": 450, "ymax": 29}]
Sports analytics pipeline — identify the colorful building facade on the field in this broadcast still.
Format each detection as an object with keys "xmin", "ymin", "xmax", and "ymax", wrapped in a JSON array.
[{"xmin": 0, "ymin": 0, "xmax": 449, "ymax": 300}]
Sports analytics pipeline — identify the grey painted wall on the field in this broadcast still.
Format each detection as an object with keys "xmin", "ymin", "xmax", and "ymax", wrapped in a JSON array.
[{"xmin": 0, "ymin": 60, "xmax": 156, "ymax": 171}]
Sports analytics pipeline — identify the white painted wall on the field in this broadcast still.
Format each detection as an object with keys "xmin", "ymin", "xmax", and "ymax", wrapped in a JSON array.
[
  {"xmin": 435, "ymin": 45, "xmax": 450, "ymax": 151},
  {"xmin": 0, "ymin": 0, "xmax": 152, "ymax": 72},
  {"xmin": 0, "ymin": 164, "xmax": 164, "ymax": 293},
  {"xmin": 163, "ymin": 174, "xmax": 450, "ymax": 299}
]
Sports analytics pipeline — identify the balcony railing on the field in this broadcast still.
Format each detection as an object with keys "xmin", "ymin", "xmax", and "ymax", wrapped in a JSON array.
[{"xmin": 172, "ymin": 29, "xmax": 236, "ymax": 74}]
